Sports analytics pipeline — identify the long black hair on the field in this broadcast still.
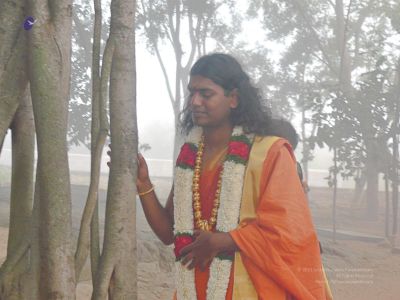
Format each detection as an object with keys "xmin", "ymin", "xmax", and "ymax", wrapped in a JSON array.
[{"xmin": 180, "ymin": 53, "xmax": 273, "ymax": 135}]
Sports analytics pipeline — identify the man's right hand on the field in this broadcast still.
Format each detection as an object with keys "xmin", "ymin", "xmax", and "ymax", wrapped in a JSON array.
[
  {"xmin": 137, "ymin": 153, "xmax": 152, "ymax": 192},
  {"xmin": 107, "ymin": 145, "xmax": 152, "ymax": 193}
]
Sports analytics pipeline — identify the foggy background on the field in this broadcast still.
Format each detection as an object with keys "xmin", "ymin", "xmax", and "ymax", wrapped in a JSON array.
[
  {"xmin": 0, "ymin": 1, "xmax": 399, "ymax": 299},
  {"xmin": 1, "ymin": 1, "xmax": 375, "ymax": 186}
]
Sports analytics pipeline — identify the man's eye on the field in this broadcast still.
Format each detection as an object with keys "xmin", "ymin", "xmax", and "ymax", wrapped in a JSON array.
[{"xmin": 201, "ymin": 92, "xmax": 212, "ymax": 98}]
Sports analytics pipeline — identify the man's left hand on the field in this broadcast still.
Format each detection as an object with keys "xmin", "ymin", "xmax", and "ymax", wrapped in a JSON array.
[{"xmin": 179, "ymin": 230, "xmax": 238, "ymax": 271}]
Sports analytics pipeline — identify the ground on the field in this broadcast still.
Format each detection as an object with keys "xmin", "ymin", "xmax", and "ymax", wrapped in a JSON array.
[{"xmin": 0, "ymin": 173, "xmax": 399, "ymax": 299}]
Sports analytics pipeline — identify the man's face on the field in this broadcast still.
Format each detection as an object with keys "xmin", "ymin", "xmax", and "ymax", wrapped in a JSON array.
[{"xmin": 188, "ymin": 75, "xmax": 238, "ymax": 128}]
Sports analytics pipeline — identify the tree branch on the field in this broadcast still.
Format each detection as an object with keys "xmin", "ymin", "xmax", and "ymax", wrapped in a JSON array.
[
  {"xmin": 89, "ymin": 0, "xmax": 103, "ymax": 280},
  {"xmin": 167, "ymin": 0, "xmax": 177, "ymax": 45},
  {"xmin": 154, "ymin": 42, "xmax": 175, "ymax": 104},
  {"xmin": 75, "ymin": 129, "xmax": 107, "ymax": 279},
  {"xmin": 292, "ymin": 0, "xmax": 338, "ymax": 76},
  {"xmin": 75, "ymin": 36, "xmax": 113, "ymax": 281},
  {"xmin": 184, "ymin": 11, "xmax": 199, "ymax": 71}
]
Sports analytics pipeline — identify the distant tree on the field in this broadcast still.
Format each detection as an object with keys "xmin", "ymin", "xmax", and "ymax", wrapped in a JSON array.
[
  {"xmin": 136, "ymin": 0, "xmax": 244, "ymax": 159},
  {"xmin": 388, "ymin": 2, "xmax": 400, "ymax": 236},
  {"xmin": 69, "ymin": 1, "xmax": 94, "ymax": 148},
  {"xmin": 251, "ymin": 0, "xmax": 399, "ymax": 219}
]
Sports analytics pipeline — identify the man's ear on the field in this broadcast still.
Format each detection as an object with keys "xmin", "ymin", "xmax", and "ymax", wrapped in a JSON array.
[{"xmin": 229, "ymin": 88, "xmax": 239, "ymax": 109}]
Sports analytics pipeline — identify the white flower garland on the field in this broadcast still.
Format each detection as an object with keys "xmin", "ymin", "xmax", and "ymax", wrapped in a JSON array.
[{"xmin": 174, "ymin": 126, "xmax": 253, "ymax": 300}]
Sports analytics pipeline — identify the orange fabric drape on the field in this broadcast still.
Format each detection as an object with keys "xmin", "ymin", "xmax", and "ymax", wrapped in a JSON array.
[
  {"xmin": 174, "ymin": 137, "xmax": 329, "ymax": 300},
  {"xmin": 230, "ymin": 139, "xmax": 328, "ymax": 299}
]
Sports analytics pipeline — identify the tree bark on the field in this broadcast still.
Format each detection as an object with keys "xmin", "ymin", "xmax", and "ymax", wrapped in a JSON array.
[
  {"xmin": 0, "ymin": 87, "xmax": 35, "ymax": 300},
  {"xmin": 27, "ymin": 0, "xmax": 75, "ymax": 298},
  {"xmin": 7, "ymin": 88, "xmax": 35, "ymax": 255},
  {"xmin": 92, "ymin": 0, "xmax": 137, "ymax": 298},
  {"xmin": 90, "ymin": 0, "xmax": 103, "ymax": 281},
  {"xmin": 0, "ymin": 27, "xmax": 29, "ymax": 149},
  {"xmin": 0, "ymin": 0, "xmax": 25, "ymax": 84}
]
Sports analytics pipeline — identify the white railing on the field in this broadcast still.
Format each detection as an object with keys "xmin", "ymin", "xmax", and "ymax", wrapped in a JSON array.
[{"xmin": 0, "ymin": 148, "xmax": 390, "ymax": 189}]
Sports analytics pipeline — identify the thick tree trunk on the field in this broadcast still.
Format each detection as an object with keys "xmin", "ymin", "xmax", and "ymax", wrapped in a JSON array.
[
  {"xmin": 0, "ymin": 88, "xmax": 35, "ymax": 300},
  {"xmin": 27, "ymin": 0, "xmax": 75, "ymax": 298},
  {"xmin": 0, "ymin": 26, "xmax": 29, "ymax": 147},
  {"xmin": 92, "ymin": 0, "xmax": 137, "ymax": 298},
  {"xmin": 0, "ymin": 0, "xmax": 25, "ymax": 89}
]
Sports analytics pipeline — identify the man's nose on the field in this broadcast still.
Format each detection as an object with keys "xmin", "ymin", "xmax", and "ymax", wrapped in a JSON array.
[{"xmin": 191, "ymin": 93, "xmax": 202, "ymax": 106}]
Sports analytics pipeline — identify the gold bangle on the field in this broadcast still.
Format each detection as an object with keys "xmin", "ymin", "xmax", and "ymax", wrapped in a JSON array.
[{"xmin": 138, "ymin": 185, "xmax": 154, "ymax": 197}]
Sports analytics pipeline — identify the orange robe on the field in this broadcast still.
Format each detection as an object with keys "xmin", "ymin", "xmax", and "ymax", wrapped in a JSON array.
[
  {"xmin": 230, "ymin": 138, "xmax": 328, "ymax": 299},
  {"xmin": 175, "ymin": 137, "xmax": 329, "ymax": 299}
]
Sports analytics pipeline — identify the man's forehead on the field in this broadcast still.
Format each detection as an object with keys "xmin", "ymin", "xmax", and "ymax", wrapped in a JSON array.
[{"xmin": 188, "ymin": 75, "xmax": 220, "ymax": 90}]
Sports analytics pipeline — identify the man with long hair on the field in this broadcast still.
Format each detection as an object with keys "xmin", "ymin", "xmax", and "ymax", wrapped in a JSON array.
[{"xmin": 135, "ymin": 53, "xmax": 329, "ymax": 299}]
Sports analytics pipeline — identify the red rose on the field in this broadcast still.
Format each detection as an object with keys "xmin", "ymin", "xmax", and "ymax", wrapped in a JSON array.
[
  {"xmin": 229, "ymin": 141, "xmax": 250, "ymax": 160},
  {"xmin": 174, "ymin": 235, "xmax": 194, "ymax": 259},
  {"xmin": 176, "ymin": 144, "xmax": 196, "ymax": 168}
]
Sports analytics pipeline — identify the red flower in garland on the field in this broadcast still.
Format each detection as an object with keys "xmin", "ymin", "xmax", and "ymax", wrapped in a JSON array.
[
  {"xmin": 176, "ymin": 143, "xmax": 197, "ymax": 168},
  {"xmin": 174, "ymin": 234, "xmax": 194, "ymax": 259},
  {"xmin": 229, "ymin": 141, "xmax": 250, "ymax": 160}
]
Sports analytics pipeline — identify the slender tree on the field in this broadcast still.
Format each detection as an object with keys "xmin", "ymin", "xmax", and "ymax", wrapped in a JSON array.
[{"xmin": 92, "ymin": 0, "xmax": 138, "ymax": 298}]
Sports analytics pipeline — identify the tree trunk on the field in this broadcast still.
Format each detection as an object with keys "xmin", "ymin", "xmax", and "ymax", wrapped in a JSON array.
[
  {"xmin": 0, "ymin": 21, "xmax": 29, "ymax": 147},
  {"xmin": 385, "ymin": 170, "xmax": 390, "ymax": 237},
  {"xmin": 0, "ymin": 88, "xmax": 35, "ymax": 300},
  {"xmin": 365, "ymin": 154, "xmax": 379, "ymax": 220},
  {"xmin": 351, "ymin": 170, "xmax": 366, "ymax": 213},
  {"xmin": 0, "ymin": 0, "xmax": 25, "ymax": 86},
  {"xmin": 28, "ymin": 0, "xmax": 75, "ymax": 298},
  {"xmin": 7, "ymin": 88, "xmax": 35, "ymax": 254},
  {"xmin": 301, "ymin": 106, "xmax": 309, "ymax": 181},
  {"xmin": 90, "ymin": 0, "xmax": 103, "ymax": 280},
  {"xmin": 392, "ymin": 102, "xmax": 399, "ymax": 235},
  {"xmin": 332, "ymin": 147, "xmax": 338, "ymax": 242},
  {"xmin": 92, "ymin": 0, "xmax": 137, "ymax": 298}
]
